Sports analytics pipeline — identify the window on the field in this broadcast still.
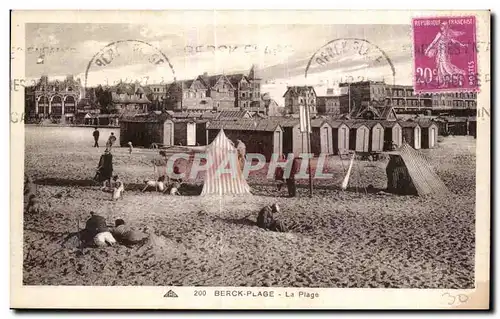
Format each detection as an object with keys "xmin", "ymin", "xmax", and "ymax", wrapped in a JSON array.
[
  {"xmin": 242, "ymin": 92, "xmax": 245, "ymax": 98},
  {"xmin": 420, "ymin": 100, "xmax": 425, "ymax": 106}
]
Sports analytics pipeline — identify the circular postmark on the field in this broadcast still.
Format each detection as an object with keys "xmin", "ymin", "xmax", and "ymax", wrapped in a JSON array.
[
  {"xmin": 305, "ymin": 38, "xmax": 396, "ymax": 103},
  {"xmin": 84, "ymin": 40, "xmax": 176, "ymax": 90}
]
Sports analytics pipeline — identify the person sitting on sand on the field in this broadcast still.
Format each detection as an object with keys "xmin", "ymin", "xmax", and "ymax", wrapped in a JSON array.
[
  {"xmin": 257, "ymin": 203, "xmax": 287, "ymax": 232},
  {"xmin": 84, "ymin": 212, "xmax": 116, "ymax": 247},
  {"xmin": 101, "ymin": 179, "xmax": 113, "ymax": 193},
  {"xmin": 169, "ymin": 181, "xmax": 181, "ymax": 196},
  {"xmin": 142, "ymin": 175, "xmax": 166, "ymax": 192},
  {"xmin": 111, "ymin": 219, "xmax": 148, "ymax": 246},
  {"xmin": 112, "ymin": 175, "xmax": 125, "ymax": 201}
]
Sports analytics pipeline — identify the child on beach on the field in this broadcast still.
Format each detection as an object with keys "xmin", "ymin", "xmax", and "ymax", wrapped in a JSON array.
[
  {"xmin": 112, "ymin": 175, "xmax": 125, "ymax": 201},
  {"xmin": 128, "ymin": 141, "xmax": 133, "ymax": 154}
]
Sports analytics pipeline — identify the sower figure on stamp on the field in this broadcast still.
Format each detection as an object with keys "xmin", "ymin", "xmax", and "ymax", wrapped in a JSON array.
[
  {"xmin": 425, "ymin": 21, "xmax": 467, "ymax": 87},
  {"xmin": 93, "ymin": 127, "xmax": 100, "ymax": 148}
]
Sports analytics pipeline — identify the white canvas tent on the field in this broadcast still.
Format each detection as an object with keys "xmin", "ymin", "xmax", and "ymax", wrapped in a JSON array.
[{"xmin": 200, "ymin": 129, "xmax": 251, "ymax": 195}]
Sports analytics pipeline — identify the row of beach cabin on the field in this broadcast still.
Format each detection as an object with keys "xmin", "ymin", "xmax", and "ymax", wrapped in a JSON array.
[{"xmin": 120, "ymin": 114, "xmax": 439, "ymax": 160}]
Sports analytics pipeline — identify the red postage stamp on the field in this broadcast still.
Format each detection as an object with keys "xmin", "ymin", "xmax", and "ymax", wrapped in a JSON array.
[{"xmin": 412, "ymin": 16, "xmax": 478, "ymax": 93}]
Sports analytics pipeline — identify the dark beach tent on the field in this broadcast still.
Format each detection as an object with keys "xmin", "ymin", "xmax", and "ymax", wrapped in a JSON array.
[{"xmin": 386, "ymin": 143, "xmax": 449, "ymax": 196}]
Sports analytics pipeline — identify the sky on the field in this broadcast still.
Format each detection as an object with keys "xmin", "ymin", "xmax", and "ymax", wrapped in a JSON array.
[{"xmin": 25, "ymin": 23, "xmax": 414, "ymax": 105}]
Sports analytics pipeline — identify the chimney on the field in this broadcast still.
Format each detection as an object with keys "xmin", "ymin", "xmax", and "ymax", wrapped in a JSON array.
[{"xmin": 203, "ymin": 72, "xmax": 208, "ymax": 77}]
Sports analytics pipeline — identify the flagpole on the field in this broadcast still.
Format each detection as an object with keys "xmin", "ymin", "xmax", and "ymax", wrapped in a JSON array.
[
  {"xmin": 348, "ymin": 83, "xmax": 351, "ymax": 114},
  {"xmin": 304, "ymin": 86, "xmax": 313, "ymax": 198}
]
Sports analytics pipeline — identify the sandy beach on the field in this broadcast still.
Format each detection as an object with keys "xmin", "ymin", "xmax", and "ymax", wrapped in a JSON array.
[{"xmin": 22, "ymin": 126, "xmax": 476, "ymax": 288}]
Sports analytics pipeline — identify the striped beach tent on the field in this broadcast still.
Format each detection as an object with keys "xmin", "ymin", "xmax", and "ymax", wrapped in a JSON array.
[
  {"xmin": 386, "ymin": 143, "xmax": 449, "ymax": 196},
  {"xmin": 201, "ymin": 129, "xmax": 252, "ymax": 195}
]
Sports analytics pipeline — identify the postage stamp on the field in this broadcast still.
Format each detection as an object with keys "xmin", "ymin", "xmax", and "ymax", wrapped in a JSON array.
[
  {"xmin": 9, "ymin": 10, "xmax": 491, "ymax": 310},
  {"xmin": 412, "ymin": 16, "xmax": 479, "ymax": 93}
]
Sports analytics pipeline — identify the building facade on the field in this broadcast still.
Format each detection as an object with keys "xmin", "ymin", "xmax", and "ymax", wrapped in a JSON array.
[
  {"xmin": 109, "ymin": 82, "xmax": 152, "ymax": 115},
  {"xmin": 164, "ymin": 65, "xmax": 264, "ymax": 113},
  {"xmin": 283, "ymin": 86, "xmax": 317, "ymax": 115},
  {"xmin": 316, "ymin": 95, "xmax": 341, "ymax": 115},
  {"xmin": 337, "ymin": 81, "xmax": 477, "ymax": 116},
  {"xmin": 30, "ymin": 75, "xmax": 82, "ymax": 121},
  {"xmin": 148, "ymin": 84, "xmax": 168, "ymax": 110}
]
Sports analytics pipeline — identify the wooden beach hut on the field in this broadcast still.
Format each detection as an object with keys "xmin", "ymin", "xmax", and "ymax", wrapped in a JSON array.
[
  {"xmin": 328, "ymin": 120, "xmax": 350, "ymax": 155},
  {"xmin": 280, "ymin": 118, "xmax": 308, "ymax": 156},
  {"xmin": 173, "ymin": 119, "xmax": 197, "ymax": 146},
  {"xmin": 119, "ymin": 112, "xmax": 174, "ymax": 148},
  {"xmin": 416, "ymin": 119, "xmax": 439, "ymax": 149},
  {"xmin": 349, "ymin": 121, "xmax": 375, "ymax": 153},
  {"xmin": 311, "ymin": 119, "xmax": 333, "ymax": 156},
  {"xmin": 196, "ymin": 120, "xmax": 209, "ymax": 146},
  {"xmin": 206, "ymin": 119, "xmax": 283, "ymax": 161},
  {"xmin": 381, "ymin": 121, "xmax": 403, "ymax": 150},
  {"xmin": 400, "ymin": 121, "xmax": 422, "ymax": 150},
  {"xmin": 371, "ymin": 121, "xmax": 385, "ymax": 152}
]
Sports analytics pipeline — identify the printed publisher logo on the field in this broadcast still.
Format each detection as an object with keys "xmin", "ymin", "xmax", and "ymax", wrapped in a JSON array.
[{"xmin": 164, "ymin": 290, "xmax": 179, "ymax": 298}]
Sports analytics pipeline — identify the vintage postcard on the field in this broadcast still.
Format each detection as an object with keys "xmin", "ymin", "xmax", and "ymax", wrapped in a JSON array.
[{"xmin": 10, "ymin": 10, "xmax": 491, "ymax": 309}]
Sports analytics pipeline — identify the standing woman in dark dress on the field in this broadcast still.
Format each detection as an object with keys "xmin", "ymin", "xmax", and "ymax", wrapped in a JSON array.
[{"xmin": 96, "ymin": 149, "xmax": 113, "ymax": 187}]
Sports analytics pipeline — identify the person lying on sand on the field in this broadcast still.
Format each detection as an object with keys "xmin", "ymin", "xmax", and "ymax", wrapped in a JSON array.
[
  {"xmin": 112, "ymin": 175, "xmax": 125, "ymax": 201},
  {"xmin": 257, "ymin": 203, "xmax": 287, "ymax": 232},
  {"xmin": 111, "ymin": 219, "xmax": 148, "ymax": 247},
  {"xmin": 142, "ymin": 175, "xmax": 166, "ymax": 192},
  {"xmin": 84, "ymin": 212, "xmax": 116, "ymax": 247}
]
